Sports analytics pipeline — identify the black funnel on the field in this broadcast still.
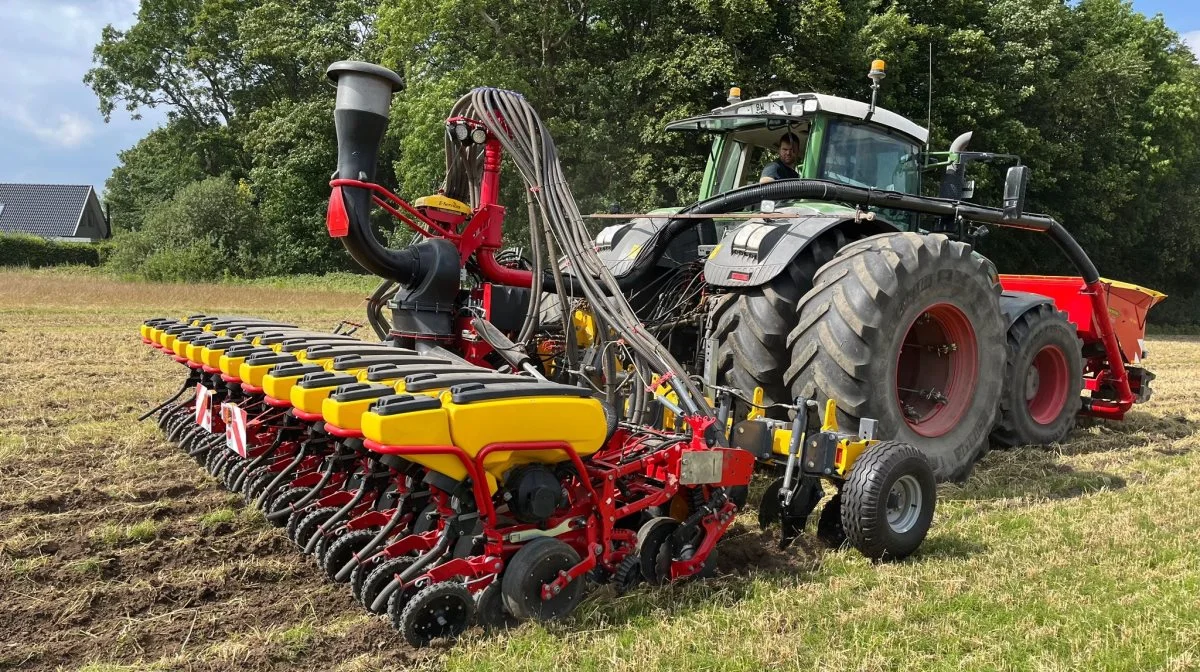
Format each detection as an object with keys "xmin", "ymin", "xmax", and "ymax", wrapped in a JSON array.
[
  {"xmin": 326, "ymin": 61, "xmax": 462, "ymax": 340},
  {"xmin": 326, "ymin": 61, "xmax": 421, "ymax": 284}
]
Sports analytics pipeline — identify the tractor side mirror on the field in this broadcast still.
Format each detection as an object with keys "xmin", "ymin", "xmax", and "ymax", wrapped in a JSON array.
[{"xmin": 1003, "ymin": 165, "xmax": 1029, "ymax": 220}]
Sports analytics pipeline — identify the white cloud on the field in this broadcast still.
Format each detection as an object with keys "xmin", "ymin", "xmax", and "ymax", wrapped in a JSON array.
[
  {"xmin": 1183, "ymin": 30, "xmax": 1200, "ymax": 56},
  {"xmin": 0, "ymin": 102, "xmax": 95, "ymax": 148}
]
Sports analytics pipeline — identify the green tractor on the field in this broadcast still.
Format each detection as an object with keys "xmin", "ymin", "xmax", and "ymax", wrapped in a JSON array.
[{"xmin": 591, "ymin": 62, "xmax": 1161, "ymax": 481}]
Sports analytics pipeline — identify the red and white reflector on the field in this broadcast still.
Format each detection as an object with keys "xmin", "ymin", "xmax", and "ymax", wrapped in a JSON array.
[
  {"xmin": 223, "ymin": 402, "xmax": 248, "ymax": 457},
  {"xmin": 194, "ymin": 384, "xmax": 213, "ymax": 431}
]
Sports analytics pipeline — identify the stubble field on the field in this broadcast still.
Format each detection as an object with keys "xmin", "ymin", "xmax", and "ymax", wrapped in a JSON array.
[{"xmin": 2, "ymin": 268, "xmax": 1198, "ymax": 671}]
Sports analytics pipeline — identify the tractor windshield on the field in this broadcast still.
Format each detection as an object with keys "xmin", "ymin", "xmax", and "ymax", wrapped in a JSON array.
[{"xmin": 819, "ymin": 120, "xmax": 920, "ymax": 193}]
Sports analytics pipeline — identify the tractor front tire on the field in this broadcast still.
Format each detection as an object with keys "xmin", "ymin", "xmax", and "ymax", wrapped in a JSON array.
[
  {"xmin": 785, "ymin": 232, "xmax": 1005, "ymax": 481},
  {"xmin": 990, "ymin": 305, "xmax": 1083, "ymax": 448},
  {"xmin": 712, "ymin": 229, "xmax": 854, "ymax": 417}
]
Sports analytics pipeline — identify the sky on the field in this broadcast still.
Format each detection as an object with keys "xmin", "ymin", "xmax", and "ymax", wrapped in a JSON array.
[{"xmin": 0, "ymin": 1, "xmax": 1197, "ymax": 198}]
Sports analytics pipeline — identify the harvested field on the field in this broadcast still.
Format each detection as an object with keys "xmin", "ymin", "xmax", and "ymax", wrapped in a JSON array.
[{"xmin": 2, "ymin": 268, "xmax": 1199, "ymax": 671}]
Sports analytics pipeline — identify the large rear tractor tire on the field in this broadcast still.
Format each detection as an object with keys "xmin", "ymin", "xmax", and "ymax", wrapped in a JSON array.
[
  {"xmin": 785, "ymin": 232, "xmax": 1005, "ymax": 481},
  {"xmin": 712, "ymin": 228, "xmax": 855, "ymax": 417},
  {"xmin": 990, "ymin": 305, "xmax": 1083, "ymax": 448}
]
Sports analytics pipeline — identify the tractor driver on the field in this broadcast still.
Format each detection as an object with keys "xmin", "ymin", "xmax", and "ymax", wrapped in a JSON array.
[{"xmin": 759, "ymin": 131, "xmax": 802, "ymax": 183}]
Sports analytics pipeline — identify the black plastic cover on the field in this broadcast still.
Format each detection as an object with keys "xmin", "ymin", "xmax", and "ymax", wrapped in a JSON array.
[
  {"xmin": 267, "ymin": 362, "xmax": 324, "ymax": 378},
  {"xmin": 449, "ymin": 381, "xmax": 591, "ymax": 404},
  {"xmin": 403, "ymin": 372, "xmax": 536, "ymax": 393},
  {"xmin": 364, "ymin": 363, "xmax": 482, "ymax": 382},
  {"xmin": 298, "ymin": 372, "xmax": 359, "ymax": 389},
  {"xmin": 372, "ymin": 394, "xmax": 443, "ymax": 416},
  {"xmin": 330, "ymin": 383, "xmax": 394, "ymax": 403}
]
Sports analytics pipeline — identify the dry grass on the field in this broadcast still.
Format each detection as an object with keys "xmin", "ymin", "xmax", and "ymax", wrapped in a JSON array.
[{"xmin": 2, "ymin": 268, "xmax": 1199, "ymax": 671}]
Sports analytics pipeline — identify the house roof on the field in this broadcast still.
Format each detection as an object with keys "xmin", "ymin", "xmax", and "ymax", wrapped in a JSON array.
[{"xmin": 0, "ymin": 183, "xmax": 106, "ymax": 239}]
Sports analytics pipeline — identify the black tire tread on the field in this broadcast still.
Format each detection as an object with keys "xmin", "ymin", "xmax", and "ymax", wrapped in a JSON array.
[
  {"xmin": 712, "ymin": 228, "xmax": 852, "ymax": 414},
  {"xmin": 784, "ymin": 231, "xmax": 1005, "ymax": 481},
  {"xmin": 841, "ymin": 441, "xmax": 935, "ymax": 560},
  {"xmin": 321, "ymin": 528, "xmax": 378, "ymax": 583},
  {"xmin": 990, "ymin": 304, "xmax": 1084, "ymax": 448}
]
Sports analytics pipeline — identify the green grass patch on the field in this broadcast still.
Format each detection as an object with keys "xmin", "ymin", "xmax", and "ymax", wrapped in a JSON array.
[
  {"xmin": 92, "ymin": 520, "xmax": 161, "ymax": 546},
  {"xmin": 199, "ymin": 508, "xmax": 237, "ymax": 529}
]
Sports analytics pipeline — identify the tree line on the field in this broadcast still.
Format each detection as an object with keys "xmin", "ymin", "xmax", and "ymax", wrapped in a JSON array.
[{"xmin": 89, "ymin": 0, "xmax": 1200, "ymax": 323}]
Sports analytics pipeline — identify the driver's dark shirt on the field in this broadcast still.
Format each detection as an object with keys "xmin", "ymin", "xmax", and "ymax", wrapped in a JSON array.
[{"xmin": 761, "ymin": 159, "xmax": 799, "ymax": 181}]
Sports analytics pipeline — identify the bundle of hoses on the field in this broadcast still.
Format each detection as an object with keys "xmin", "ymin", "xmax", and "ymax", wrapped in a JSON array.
[{"xmin": 456, "ymin": 87, "xmax": 712, "ymax": 422}]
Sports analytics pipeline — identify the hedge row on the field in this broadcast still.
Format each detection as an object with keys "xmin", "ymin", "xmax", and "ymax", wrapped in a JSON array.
[{"xmin": 0, "ymin": 232, "xmax": 111, "ymax": 268}]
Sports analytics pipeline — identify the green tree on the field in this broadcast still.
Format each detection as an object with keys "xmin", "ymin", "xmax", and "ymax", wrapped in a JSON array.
[{"xmin": 107, "ymin": 176, "xmax": 267, "ymax": 281}]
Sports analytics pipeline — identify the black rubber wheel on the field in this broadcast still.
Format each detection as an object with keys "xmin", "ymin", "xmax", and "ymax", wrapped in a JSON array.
[
  {"xmin": 161, "ymin": 404, "xmax": 188, "ymax": 435},
  {"xmin": 361, "ymin": 556, "xmax": 415, "ymax": 614},
  {"xmin": 292, "ymin": 506, "xmax": 338, "ymax": 550},
  {"xmin": 212, "ymin": 452, "xmax": 236, "ymax": 486},
  {"xmin": 635, "ymin": 517, "xmax": 680, "ymax": 585},
  {"xmin": 242, "ymin": 469, "xmax": 273, "ymax": 502},
  {"xmin": 321, "ymin": 528, "xmax": 377, "ymax": 583},
  {"xmin": 266, "ymin": 486, "xmax": 307, "ymax": 528},
  {"xmin": 816, "ymin": 494, "xmax": 846, "ymax": 548},
  {"xmin": 786, "ymin": 232, "xmax": 1005, "ymax": 481},
  {"xmin": 204, "ymin": 443, "xmax": 224, "ymax": 475},
  {"xmin": 841, "ymin": 441, "xmax": 936, "ymax": 560},
  {"xmin": 223, "ymin": 457, "xmax": 247, "ymax": 490},
  {"xmin": 501, "ymin": 537, "xmax": 583, "ymax": 621},
  {"xmin": 394, "ymin": 581, "xmax": 475, "ymax": 647},
  {"xmin": 474, "ymin": 580, "xmax": 517, "ymax": 631},
  {"xmin": 712, "ymin": 228, "xmax": 856, "ymax": 418},
  {"xmin": 177, "ymin": 424, "xmax": 204, "ymax": 454},
  {"xmin": 167, "ymin": 412, "xmax": 195, "ymax": 443},
  {"xmin": 990, "ymin": 305, "xmax": 1083, "ymax": 448}
]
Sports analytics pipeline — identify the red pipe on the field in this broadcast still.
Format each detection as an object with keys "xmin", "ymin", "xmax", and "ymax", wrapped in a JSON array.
[
  {"xmin": 477, "ymin": 248, "xmax": 534, "ymax": 287},
  {"xmin": 480, "ymin": 138, "xmax": 502, "ymax": 209}
]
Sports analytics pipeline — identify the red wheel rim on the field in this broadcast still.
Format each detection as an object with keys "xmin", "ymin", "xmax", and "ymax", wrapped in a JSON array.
[
  {"xmin": 1027, "ymin": 345, "xmax": 1070, "ymax": 425},
  {"xmin": 895, "ymin": 303, "xmax": 979, "ymax": 438}
]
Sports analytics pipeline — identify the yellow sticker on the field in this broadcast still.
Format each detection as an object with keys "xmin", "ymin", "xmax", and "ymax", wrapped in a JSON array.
[
  {"xmin": 708, "ymin": 244, "xmax": 721, "ymax": 260},
  {"xmin": 625, "ymin": 243, "xmax": 642, "ymax": 260}
]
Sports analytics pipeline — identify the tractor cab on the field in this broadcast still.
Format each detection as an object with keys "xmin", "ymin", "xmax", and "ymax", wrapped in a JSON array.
[{"xmin": 666, "ymin": 90, "xmax": 928, "ymax": 217}]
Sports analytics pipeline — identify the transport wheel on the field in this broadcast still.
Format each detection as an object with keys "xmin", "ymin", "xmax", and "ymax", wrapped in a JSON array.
[
  {"xmin": 474, "ymin": 581, "xmax": 517, "ymax": 631},
  {"xmin": 635, "ymin": 517, "xmax": 679, "ymax": 585},
  {"xmin": 395, "ymin": 581, "xmax": 475, "ymax": 647},
  {"xmin": 321, "ymin": 528, "xmax": 378, "ymax": 583},
  {"xmin": 361, "ymin": 556, "xmax": 415, "ymax": 614},
  {"xmin": 990, "ymin": 305, "xmax": 1083, "ymax": 448},
  {"xmin": 501, "ymin": 537, "xmax": 583, "ymax": 621},
  {"xmin": 786, "ymin": 232, "xmax": 1005, "ymax": 481},
  {"xmin": 712, "ymin": 228, "xmax": 857, "ymax": 418},
  {"xmin": 266, "ymin": 487, "xmax": 307, "ymax": 528},
  {"xmin": 815, "ymin": 494, "xmax": 846, "ymax": 548},
  {"xmin": 292, "ymin": 506, "xmax": 338, "ymax": 550},
  {"xmin": 841, "ymin": 441, "xmax": 936, "ymax": 560}
]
